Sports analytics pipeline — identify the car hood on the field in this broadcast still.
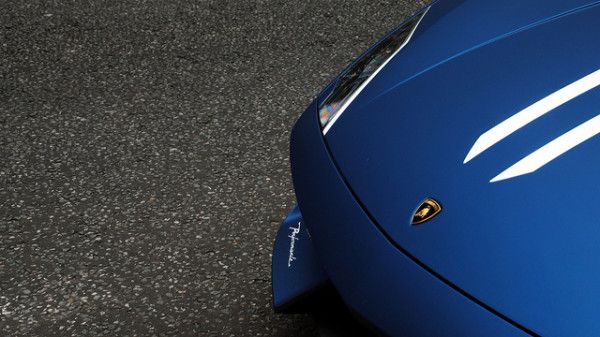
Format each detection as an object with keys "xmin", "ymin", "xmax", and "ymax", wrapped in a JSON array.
[{"xmin": 325, "ymin": 1, "xmax": 600, "ymax": 335}]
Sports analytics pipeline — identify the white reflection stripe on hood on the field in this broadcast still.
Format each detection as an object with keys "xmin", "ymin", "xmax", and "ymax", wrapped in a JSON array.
[
  {"xmin": 491, "ymin": 113, "xmax": 600, "ymax": 182},
  {"xmin": 464, "ymin": 68, "xmax": 600, "ymax": 164}
]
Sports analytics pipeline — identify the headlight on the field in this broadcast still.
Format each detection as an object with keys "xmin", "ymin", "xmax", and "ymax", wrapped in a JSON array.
[{"xmin": 319, "ymin": 7, "xmax": 430, "ymax": 134}]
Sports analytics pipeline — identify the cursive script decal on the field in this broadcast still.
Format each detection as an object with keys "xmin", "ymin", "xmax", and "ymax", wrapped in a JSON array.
[{"xmin": 287, "ymin": 221, "xmax": 301, "ymax": 268}]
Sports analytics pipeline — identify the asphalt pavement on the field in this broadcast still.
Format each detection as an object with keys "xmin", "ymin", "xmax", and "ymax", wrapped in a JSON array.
[{"xmin": 1, "ymin": 1, "xmax": 423, "ymax": 336}]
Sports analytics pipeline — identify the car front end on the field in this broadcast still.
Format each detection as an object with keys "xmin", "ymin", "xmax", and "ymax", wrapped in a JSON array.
[{"xmin": 272, "ymin": 1, "xmax": 600, "ymax": 335}]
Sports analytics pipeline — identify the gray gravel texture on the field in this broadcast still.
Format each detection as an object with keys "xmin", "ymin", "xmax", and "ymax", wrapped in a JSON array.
[{"xmin": 0, "ymin": 0, "xmax": 424, "ymax": 336}]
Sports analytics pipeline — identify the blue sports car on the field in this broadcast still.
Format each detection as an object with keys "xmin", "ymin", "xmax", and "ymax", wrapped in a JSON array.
[{"xmin": 271, "ymin": 1, "xmax": 600, "ymax": 335}]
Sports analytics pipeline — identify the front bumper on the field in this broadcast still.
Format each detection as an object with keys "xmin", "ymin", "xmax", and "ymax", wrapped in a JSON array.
[{"xmin": 272, "ymin": 101, "xmax": 530, "ymax": 336}]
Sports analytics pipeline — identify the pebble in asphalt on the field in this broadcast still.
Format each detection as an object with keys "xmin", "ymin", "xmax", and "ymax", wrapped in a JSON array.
[{"xmin": 0, "ymin": 1, "xmax": 424, "ymax": 336}]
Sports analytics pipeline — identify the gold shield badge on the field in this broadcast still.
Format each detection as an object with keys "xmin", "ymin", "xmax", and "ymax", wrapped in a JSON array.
[{"xmin": 411, "ymin": 198, "xmax": 442, "ymax": 225}]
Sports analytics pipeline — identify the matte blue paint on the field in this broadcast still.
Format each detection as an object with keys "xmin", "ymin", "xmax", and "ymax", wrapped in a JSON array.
[
  {"xmin": 287, "ymin": 102, "xmax": 528, "ymax": 336},
  {"xmin": 273, "ymin": 0, "xmax": 600, "ymax": 335},
  {"xmin": 271, "ymin": 206, "xmax": 328, "ymax": 310},
  {"xmin": 349, "ymin": 0, "xmax": 600, "ymax": 111}
]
